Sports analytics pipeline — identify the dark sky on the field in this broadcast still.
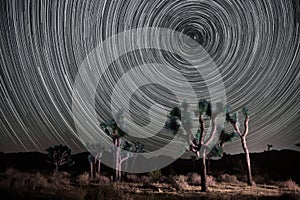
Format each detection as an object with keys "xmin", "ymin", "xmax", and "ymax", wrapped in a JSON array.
[{"xmin": 0, "ymin": 0, "xmax": 300, "ymax": 154}]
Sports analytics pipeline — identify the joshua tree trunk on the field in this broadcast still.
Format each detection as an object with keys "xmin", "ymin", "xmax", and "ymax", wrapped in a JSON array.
[
  {"xmin": 229, "ymin": 115, "xmax": 253, "ymax": 186},
  {"xmin": 198, "ymin": 115, "xmax": 208, "ymax": 192},
  {"xmin": 115, "ymin": 145, "xmax": 120, "ymax": 181},
  {"xmin": 241, "ymin": 136, "xmax": 252, "ymax": 186},
  {"xmin": 201, "ymin": 150, "xmax": 207, "ymax": 192},
  {"xmin": 97, "ymin": 159, "xmax": 101, "ymax": 175},
  {"xmin": 113, "ymin": 135, "xmax": 121, "ymax": 182},
  {"xmin": 90, "ymin": 162, "xmax": 94, "ymax": 179}
]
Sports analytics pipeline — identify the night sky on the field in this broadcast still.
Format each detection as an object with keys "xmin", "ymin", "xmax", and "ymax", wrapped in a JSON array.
[{"xmin": 0, "ymin": 0, "xmax": 300, "ymax": 155}]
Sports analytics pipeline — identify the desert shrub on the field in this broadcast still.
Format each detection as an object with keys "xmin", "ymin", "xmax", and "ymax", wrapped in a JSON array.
[
  {"xmin": 158, "ymin": 175, "xmax": 168, "ymax": 183},
  {"xmin": 0, "ymin": 169, "xmax": 50, "ymax": 192},
  {"xmin": 48, "ymin": 171, "xmax": 70, "ymax": 188},
  {"xmin": 218, "ymin": 174, "xmax": 238, "ymax": 183},
  {"xmin": 30, "ymin": 172, "xmax": 49, "ymax": 190},
  {"xmin": 140, "ymin": 176, "xmax": 151, "ymax": 185},
  {"xmin": 207, "ymin": 175, "xmax": 216, "ymax": 186},
  {"xmin": 148, "ymin": 169, "xmax": 162, "ymax": 182},
  {"xmin": 168, "ymin": 175, "xmax": 189, "ymax": 191},
  {"xmin": 278, "ymin": 179, "xmax": 299, "ymax": 191},
  {"xmin": 96, "ymin": 174, "xmax": 110, "ymax": 185},
  {"xmin": 187, "ymin": 172, "xmax": 201, "ymax": 185},
  {"xmin": 126, "ymin": 174, "xmax": 140, "ymax": 183},
  {"xmin": 78, "ymin": 172, "xmax": 90, "ymax": 187}
]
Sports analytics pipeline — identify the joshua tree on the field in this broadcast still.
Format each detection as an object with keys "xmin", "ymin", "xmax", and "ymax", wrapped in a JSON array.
[
  {"xmin": 46, "ymin": 144, "xmax": 75, "ymax": 175},
  {"xmin": 295, "ymin": 143, "xmax": 300, "ymax": 148},
  {"xmin": 190, "ymin": 100, "xmax": 225, "ymax": 192},
  {"xmin": 226, "ymin": 106, "xmax": 253, "ymax": 186},
  {"xmin": 100, "ymin": 117, "xmax": 126, "ymax": 182},
  {"xmin": 267, "ymin": 144, "xmax": 273, "ymax": 151},
  {"xmin": 166, "ymin": 100, "xmax": 224, "ymax": 192}
]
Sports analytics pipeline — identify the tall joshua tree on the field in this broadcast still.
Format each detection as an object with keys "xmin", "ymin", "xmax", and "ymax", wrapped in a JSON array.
[
  {"xmin": 226, "ymin": 106, "xmax": 253, "ymax": 186},
  {"xmin": 166, "ymin": 100, "xmax": 223, "ymax": 192},
  {"xmin": 100, "ymin": 118, "xmax": 126, "ymax": 182},
  {"xmin": 190, "ymin": 99, "xmax": 223, "ymax": 192}
]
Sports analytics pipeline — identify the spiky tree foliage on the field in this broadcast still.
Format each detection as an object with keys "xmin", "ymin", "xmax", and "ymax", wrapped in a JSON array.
[
  {"xmin": 46, "ymin": 144, "xmax": 75, "ymax": 175},
  {"xmin": 295, "ymin": 143, "xmax": 300, "ymax": 148},
  {"xmin": 165, "ymin": 106, "xmax": 182, "ymax": 135},
  {"xmin": 226, "ymin": 106, "xmax": 253, "ymax": 186},
  {"xmin": 208, "ymin": 130, "xmax": 237, "ymax": 157}
]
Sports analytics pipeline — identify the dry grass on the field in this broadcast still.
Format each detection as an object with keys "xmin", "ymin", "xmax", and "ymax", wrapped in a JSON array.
[{"xmin": 0, "ymin": 169, "xmax": 299, "ymax": 200}]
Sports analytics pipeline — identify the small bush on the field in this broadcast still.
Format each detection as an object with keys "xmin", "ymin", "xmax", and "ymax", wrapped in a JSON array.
[
  {"xmin": 148, "ymin": 169, "xmax": 162, "ymax": 182},
  {"xmin": 218, "ymin": 174, "xmax": 238, "ymax": 183},
  {"xmin": 78, "ymin": 172, "xmax": 90, "ymax": 187},
  {"xmin": 207, "ymin": 175, "xmax": 216, "ymax": 186},
  {"xmin": 48, "ymin": 171, "xmax": 70, "ymax": 187},
  {"xmin": 126, "ymin": 174, "xmax": 140, "ymax": 183},
  {"xmin": 140, "ymin": 176, "xmax": 150, "ymax": 185},
  {"xmin": 96, "ymin": 174, "xmax": 110, "ymax": 185},
  {"xmin": 31, "ymin": 172, "xmax": 49, "ymax": 190},
  {"xmin": 169, "ymin": 175, "xmax": 189, "ymax": 191},
  {"xmin": 278, "ymin": 179, "xmax": 299, "ymax": 191},
  {"xmin": 187, "ymin": 173, "xmax": 201, "ymax": 185}
]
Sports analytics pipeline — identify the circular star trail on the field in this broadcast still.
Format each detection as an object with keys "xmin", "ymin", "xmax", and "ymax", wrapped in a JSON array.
[{"xmin": 0, "ymin": 0, "xmax": 299, "ymax": 153}]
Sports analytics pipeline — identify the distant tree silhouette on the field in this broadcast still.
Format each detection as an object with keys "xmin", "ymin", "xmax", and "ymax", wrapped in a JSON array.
[
  {"xmin": 267, "ymin": 144, "xmax": 273, "ymax": 151},
  {"xmin": 46, "ymin": 144, "xmax": 75, "ymax": 175},
  {"xmin": 226, "ymin": 106, "xmax": 253, "ymax": 186}
]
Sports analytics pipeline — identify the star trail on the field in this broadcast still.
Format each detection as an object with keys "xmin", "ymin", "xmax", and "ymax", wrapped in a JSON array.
[{"xmin": 0, "ymin": 0, "xmax": 300, "ymax": 154}]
